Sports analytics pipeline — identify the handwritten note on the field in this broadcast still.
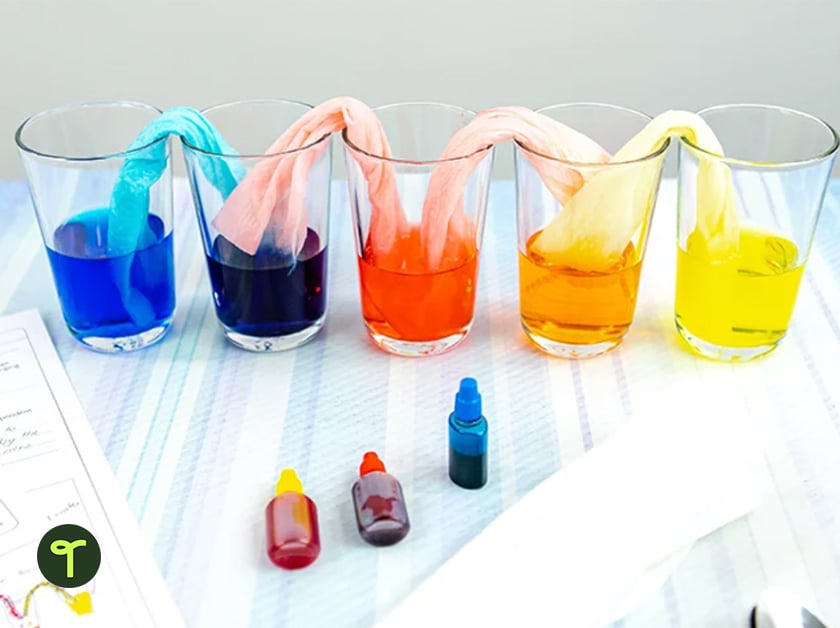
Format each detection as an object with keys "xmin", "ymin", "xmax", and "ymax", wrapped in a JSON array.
[
  {"xmin": 0, "ymin": 394, "xmax": 57, "ymax": 465},
  {"xmin": 0, "ymin": 310, "xmax": 185, "ymax": 628}
]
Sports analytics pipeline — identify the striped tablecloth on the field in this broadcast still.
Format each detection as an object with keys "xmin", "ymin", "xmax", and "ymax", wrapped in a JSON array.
[{"xmin": 1, "ymin": 177, "xmax": 839, "ymax": 628}]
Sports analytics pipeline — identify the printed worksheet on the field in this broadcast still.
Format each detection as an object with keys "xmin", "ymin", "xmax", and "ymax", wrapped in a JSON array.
[{"xmin": 0, "ymin": 310, "xmax": 185, "ymax": 628}]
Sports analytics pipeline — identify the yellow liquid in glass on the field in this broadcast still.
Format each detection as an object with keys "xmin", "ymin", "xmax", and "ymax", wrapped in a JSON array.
[{"xmin": 675, "ymin": 227, "xmax": 804, "ymax": 348}]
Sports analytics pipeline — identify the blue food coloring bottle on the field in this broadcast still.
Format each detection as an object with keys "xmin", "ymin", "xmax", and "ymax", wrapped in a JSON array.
[{"xmin": 448, "ymin": 377, "xmax": 488, "ymax": 489}]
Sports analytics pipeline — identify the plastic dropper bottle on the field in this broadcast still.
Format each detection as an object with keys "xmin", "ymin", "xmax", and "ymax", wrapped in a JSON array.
[
  {"xmin": 351, "ymin": 452, "xmax": 410, "ymax": 546},
  {"xmin": 448, "ymin": 377, "xmax": 488, "ymax": 489},
  {"xmin": 265, "ymin": 468, "xmax": 321, "ymax": 569}
]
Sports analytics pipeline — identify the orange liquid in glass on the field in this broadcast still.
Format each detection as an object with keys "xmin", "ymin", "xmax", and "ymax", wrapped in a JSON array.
[
  {"xmin": 358, "ymin": 227, "xmax": 478, "ymax": 342},
  {"xmin": 519, "ymin": 230, "xmax": 642, "ymax": 346}
]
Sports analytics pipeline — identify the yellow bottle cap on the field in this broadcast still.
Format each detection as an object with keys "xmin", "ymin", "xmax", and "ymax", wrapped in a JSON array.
[{"xmin": 275, "ymin": 468, "xmax": 303, "ymax": 496}]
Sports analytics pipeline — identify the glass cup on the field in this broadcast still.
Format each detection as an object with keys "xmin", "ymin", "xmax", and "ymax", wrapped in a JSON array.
[
  {"xmin": 514, "ymin": 103, "xmax": 668, "ymax": 358},
  {"xmin": 676, "ymin": 104, "xmax": 838, "ymax": 361},
  {"xmin": 15, "ymin": 100, "xmax": 175, "ymax": 352},
  {"xmin": 182, "ymin": 99, "xmax": 331, "ymax": 352},
  {"xmin": 342, "ymin": 102, "xmax": 494, "ymax": 356}
]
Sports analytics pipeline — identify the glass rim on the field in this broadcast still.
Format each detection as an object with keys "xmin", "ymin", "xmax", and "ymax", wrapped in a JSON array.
[
  {"xmin": 14, "ymin": 99, "xmax": 166, "ymax": 162},
  {"xmin": 182, "ymin": 97, "xmax": 329, "ymax": 159},
  {"xmin": 341, "ymin": 101, "xmax": 493, "ymax": 165},
  {"xmin": 515, "ymin": 101, "xmax": 670, "ymax": 166},
  {"xmin": 680, "ymin": 103, "xmax": 840, "ymax": 167}
]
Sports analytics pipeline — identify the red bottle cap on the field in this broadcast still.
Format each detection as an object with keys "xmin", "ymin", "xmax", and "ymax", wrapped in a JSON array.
[{"xmin": 359, "ymin": 451, "xmax": 386, "ymax": 476}]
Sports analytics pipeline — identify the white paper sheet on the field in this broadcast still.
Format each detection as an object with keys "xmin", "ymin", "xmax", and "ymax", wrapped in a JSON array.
[
  {"xmin": 0, "ymin": 310, "xmax": 185, "ymax": 628},
  {"xmin": 376, "ymin": 386, "xmax": 771, "ymax": 628}
]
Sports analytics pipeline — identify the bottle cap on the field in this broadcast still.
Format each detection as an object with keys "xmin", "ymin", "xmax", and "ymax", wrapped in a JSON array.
[
  {"xmin": 359, "ymin": 451, "xmax": 387, "ymax": 476},
  {"xmin": 454, "ymin": 377, "xmax": 482, "ymax": 421},
  {"xmin": 275, "ymin": 468, "xmax": 303, "ymax": 496}
]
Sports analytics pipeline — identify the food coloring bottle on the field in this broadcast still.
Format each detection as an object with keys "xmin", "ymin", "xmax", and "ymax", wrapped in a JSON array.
[
  {"xmin": 351, "ymin": 452, "xmax": 410, "ymax": 546},
  {"xmin": 448, "ymin": 377, "xmax": 488, "ymax": 489},
  {"xmin": 265, "ymin": 468, "xmax": 321, "ymax": 569}
]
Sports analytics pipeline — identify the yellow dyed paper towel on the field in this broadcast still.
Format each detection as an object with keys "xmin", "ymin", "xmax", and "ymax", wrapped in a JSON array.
[
  {"xmin": 376, "ymin": 400, "xmax": 769, "ymax": 628},
  {"xmin": 533, "ymin": 111, "xmax": 739, "ymax": 271}
]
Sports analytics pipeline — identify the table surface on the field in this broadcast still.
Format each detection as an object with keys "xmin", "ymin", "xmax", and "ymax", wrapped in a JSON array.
[{"xmin": 1, "ymin": 177, "xmax": 839, "ymax": 628}]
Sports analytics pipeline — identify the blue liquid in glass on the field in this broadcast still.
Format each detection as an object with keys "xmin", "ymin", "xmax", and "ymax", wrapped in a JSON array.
[
  {"xmin": 206, "ymin": 228, "xmax": 327, "ymax": 338},
  {"xmin": 46, "ymin": 209, "xmax": 175, "ymax": 342}
]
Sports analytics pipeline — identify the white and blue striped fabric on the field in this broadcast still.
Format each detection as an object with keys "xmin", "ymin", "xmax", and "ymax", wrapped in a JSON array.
[{"xmin": 1, "ymin": 177, "xmax": 839, "ymax": 627}]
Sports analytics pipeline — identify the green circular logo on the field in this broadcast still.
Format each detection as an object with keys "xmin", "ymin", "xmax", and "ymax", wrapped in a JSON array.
[{"xmin": 37, "ymin": 524, "xmax": 101, "ymax": 587}]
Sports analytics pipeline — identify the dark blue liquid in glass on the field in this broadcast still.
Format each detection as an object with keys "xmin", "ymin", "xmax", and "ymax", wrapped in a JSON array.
[
  {"xmin": 206, "ymin": 228, "xmax": 327, "ymax": 338},
  {"xmin": 46, "ymin": 209, "xmax": 175, "ymax": 342}
]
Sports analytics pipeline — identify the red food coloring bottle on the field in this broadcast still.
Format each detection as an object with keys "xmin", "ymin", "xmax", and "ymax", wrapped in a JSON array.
[{"xmin": 265, "ymin": 468, "xmax": 321, "ymax": 569}]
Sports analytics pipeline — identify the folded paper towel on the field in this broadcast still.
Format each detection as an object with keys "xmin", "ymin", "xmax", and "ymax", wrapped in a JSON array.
[{"xmin": 376, "ymin": 405, "xmax": 769, "ymax": 628}]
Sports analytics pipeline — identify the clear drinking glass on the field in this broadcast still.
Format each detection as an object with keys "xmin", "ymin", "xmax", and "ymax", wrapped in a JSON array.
[
  {"xmin": 182, "ymin": 99, "xmax": 331, "ymax": 352},
  {"xmin": 15, "ymin": 101, "xmax": 175, "ymax": 352},
  {"xmin": 342, "ymin": 102, "xmax": 494, "ymax": 356},
  {"xmin": 676, "ymin": 104, "xmax": 839, "ymax": 361},
  {"xmin": 515, "ymin": 103, "xmax": 668, "ymax": 358}
]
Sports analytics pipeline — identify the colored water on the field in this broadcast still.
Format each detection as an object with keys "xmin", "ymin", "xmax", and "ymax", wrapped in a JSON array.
[
  {"xmin": 358, "ymin": 227, "xmax": 477, "ymax": 342},
  {"xmin": 676, "ymin": 227, "xmax": 804, "ymax": 349},
  {"xmin": 519, "ymin": 229, "xmax": 643, "ymax": 347},
  {"xmin": 46, "ymin": 210, "xmax": 175, "ymax": 346},
  {"xmin": 206, "ymin": 228, "xmax": 327, "ymax": 338}
]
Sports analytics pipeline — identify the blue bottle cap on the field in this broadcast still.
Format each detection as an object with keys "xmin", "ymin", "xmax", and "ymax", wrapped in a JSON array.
[{"xmin": 454, "ymin": 377, "xmax": 482, "ymax": 421}]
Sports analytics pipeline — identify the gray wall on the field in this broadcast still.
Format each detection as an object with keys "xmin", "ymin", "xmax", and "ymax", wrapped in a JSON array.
[{"xmin": 1, "ymin": 0, "xmax": 838, "ymax": 178}]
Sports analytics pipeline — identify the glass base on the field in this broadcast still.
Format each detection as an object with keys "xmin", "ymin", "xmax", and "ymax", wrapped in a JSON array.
[
  {"xmin": 221, "ymin": 316, "xmax": 325, "ymax": 352},
  {"xmin": 366, "ymin": 325, "xmax": 470, "ymax": 357},
  {"xmin": 72, "ymin": 320, "xmax": 172, "ymax": 353},
  {"xmin": 676, "ymin": 321, "xmax": 780, "ymax": 362},
  {"xmin": 523, "ymin": 325, "xmax": 622, "ymax": 359}
]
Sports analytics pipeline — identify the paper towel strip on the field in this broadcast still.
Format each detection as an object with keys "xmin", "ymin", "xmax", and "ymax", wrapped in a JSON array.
[{"xmin": 108, "ymin": 106, "xmax": 244, "ymax": 256}]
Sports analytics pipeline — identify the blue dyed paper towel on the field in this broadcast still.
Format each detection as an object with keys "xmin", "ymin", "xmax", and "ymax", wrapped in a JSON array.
[{"xmin": 106, "ymin": 106, "xmax": 245, "ymax": 256}]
